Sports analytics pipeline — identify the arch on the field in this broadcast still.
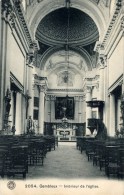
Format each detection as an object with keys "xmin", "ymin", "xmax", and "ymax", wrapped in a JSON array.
[
  {"xmin": 28, "ymin": 0, "xmax": 106, "ymax": 41},
  {"xmin": 39, "ymin": 46, "xmax": 93, "ymax": 71}
]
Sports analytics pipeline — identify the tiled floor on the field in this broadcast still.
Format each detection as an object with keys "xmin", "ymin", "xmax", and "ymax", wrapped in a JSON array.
[{"xmin": 27, "ymin": 142, "xmax": 107, "ymax": 179}]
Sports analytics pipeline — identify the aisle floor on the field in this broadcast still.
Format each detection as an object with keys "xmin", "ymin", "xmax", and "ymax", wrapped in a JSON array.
[{"xmin": 27, "ymin": 142, "xmax": 107, "ymax": 179}]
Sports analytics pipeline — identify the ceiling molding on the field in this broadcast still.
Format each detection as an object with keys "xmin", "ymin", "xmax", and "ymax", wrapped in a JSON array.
[
  {"xmin": 39, "ymin": 46, "xmax": 93, "ymax": 71},
  {"xmin": 27, "ymin": 0, "xmax": 106, "ymax": 42},
  {"xmin": 35, "ymin": 8, "xmax": 99, "ymax": 46}
]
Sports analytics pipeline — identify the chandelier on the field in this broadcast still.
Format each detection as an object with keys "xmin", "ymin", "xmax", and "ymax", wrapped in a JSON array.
[{"xmin": 61, "ymin": 0, "xmax": 71, "ymax": 124}]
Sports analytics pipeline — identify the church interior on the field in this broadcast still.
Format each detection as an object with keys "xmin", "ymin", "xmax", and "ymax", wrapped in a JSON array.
[{"xmin": 0, "ymin": 0, "xmax": 124, "ymax": 180}]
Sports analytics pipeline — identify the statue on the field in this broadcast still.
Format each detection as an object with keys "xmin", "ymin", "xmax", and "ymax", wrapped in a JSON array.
[
  {"xmin": 27, "ymin": 116, "xmax": 35, "ymax": 134},
  {"xmin": 11, "ymin": 125, "xmax": 16, "ymax": 135}
]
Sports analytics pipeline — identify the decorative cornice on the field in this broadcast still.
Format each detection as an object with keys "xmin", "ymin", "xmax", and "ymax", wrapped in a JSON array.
[
  {"xmin": 34, "ymin": 74, "xmax": 47, "ymax": 81},
  {"xmin": 94, "ymin": 0, "xmax": 122, "ymax": 51},
  {"xmin": 34, "ymin": 75, "xmax": 48, "ymax": 91},
  {"xmin": 120, "ymin": 15, "xmax": 124, "ymax": 33},
  {"xmin": 102, "ymin": 0, "xmax": 122, "ymax": 47},
  {"xmin": 2, "ymin": 0, "xmax": 12, "ymax": 18},
  {"xmin": 87, "ymin": 74, "xmax": 99, "ymax": 80},
  {"xmin": 94, "ymin": 41, "xmax": 105, "ymax": 53},
  {"xmin": 33, "ymin": 39, "xmax": 40, "ymax": 51},
  {"xmin": 47, "ymin": 88, "xmax": 84, "ymax": 92},
  {"xmin": 12, "ymin": 0, "xmax": 33, "ymax": 46},
  {"xmin": 2, "ymin": 0, "xmax": 17, "ymax": 29},
  {"xmin": 108, "ymin": 74, "xmax": 123, "ymax": 93},
  {"xmin": 10, "ymin": 71, "xmax": 24, "ymax": 92},
  {"xmin": 2, "ymin": 0, "xmax": 35, "ymax": 48}
]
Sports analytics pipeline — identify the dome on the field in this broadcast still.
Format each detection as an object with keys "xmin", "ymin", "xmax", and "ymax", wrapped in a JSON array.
[{"xmin": 36, "ymin": 8, "xmax": 99, "ymax": 46}]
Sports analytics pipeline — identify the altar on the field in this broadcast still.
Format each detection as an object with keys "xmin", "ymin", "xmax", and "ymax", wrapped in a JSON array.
[{"xmin": 55, "ymin": 128, "xmax": 76, "ymax": 141}]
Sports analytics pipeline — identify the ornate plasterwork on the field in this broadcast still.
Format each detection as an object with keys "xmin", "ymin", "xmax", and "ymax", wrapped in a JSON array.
[
  {"xmin": 36, "ymin": 8, "xmax": 99, "ymax": 46},
  {"xmin": 13, "ymin": 0, "xmax": 33, "ymax": 45},
  {"xmin": 34, "ymin": 74, "xmax": 48, "ymax": 91},
  {"xmin": 100, "ymin": 0, "xmax": 122, "ymax": 47},
  {"xmin": 1, "ymin": 0, "xmax": 35, "ymax": 49},
  {"xmin": 27, "ymin": 0, "xmax": 106, "ymax": 43},
  {"xmin": 120, "ymin": 16, "xmax": 124, "ymax": 32},
  {"xmin": 41, "ymin": 47, "xmax": 92, "ymax": 72},
  {"xmin": 47, "ymin": 88, "xmax": 84, "ymax": 92},
  {"xmin": 97, "ymin": 54, "xmax": 107, "ymax": 68},
  {"xmin": 57, "ymin": 71, "xmax": 74, "ymax": 87},
  {"xmin": 39, "ymin": 85, "xmax": 47, "ymax": 93},
  {"xmin": 45, "ymin": 95, "xmax": 56, "ymax": 101},
  {"xmin": 2, "ymin": 0, "xmax": 16, "ymax": 28},
  {"xmin": 84, "ymin": 74, "xmax": 99, "ymax": 90}
]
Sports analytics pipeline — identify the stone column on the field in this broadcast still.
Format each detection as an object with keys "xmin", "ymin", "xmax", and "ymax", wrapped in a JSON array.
[
  {"xmin": 98, "ymin": 55, "xmax": 106, "ymax": 100},
  {"xmin": 121, "ymin": 16, "xmax": 124, "ymax": 92},
  {"xmin": 50, "ymin": 95, "xmax": 56, "ymax": 122},
  {"xmin": 0, "ymin": 3, "xmax": 11, "ymax": 130},
  {"xmin": 15, "ymin": 92, "xmax": 22, "ymax": 135},
  {"xmin": 86, "ymin": 86, "xmax": 92, "ymax": 135},
  {"xmin": 38, "ymin": 85, "xmax": 46, "ymax": 134},
  {"xmin": 44, "ymin": 95, "xmax": 50, "ymax": 122},
  {"xmin": 117, "ymin": 98, "xmax": 121, "ymax": 130},
  {"xmin": 103, "ymin": 62, "xmax": 108, "ymax": 124},
  {"xmin": 27, "ymin": 64, "xmax": 34, "ymax": 118},
  {"xmin": 109, "ymin": 93, "xmax": 115, "ymax": 136},
  {"xmin": 78, "ymin": 96, "xmax": 83, "ymax": 123}
]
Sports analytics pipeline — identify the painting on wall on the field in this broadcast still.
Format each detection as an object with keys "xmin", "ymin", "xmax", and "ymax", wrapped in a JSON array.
[{"xmin": 55, "ymin": 97, "xmax": 74, "ymax": 119}]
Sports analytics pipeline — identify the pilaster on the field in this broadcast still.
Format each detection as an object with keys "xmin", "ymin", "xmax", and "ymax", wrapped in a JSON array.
[
  {"xmin": 0, "ymin": 0, "xmax": 12, "ymax": 130},
  {"xmin": 38, "ymin": 84, "xmax": 47, "ymax": 134},
  {"xmin": 98, "ymin": 54, "xmax": 107, "ymax": 100},
  {"xmin": 109, "ymin": 93, "xmax": 115, "ymax": 136},
  {"xmin": 85, "ymin": 86, "xmax": 92, "ymax": 135}
]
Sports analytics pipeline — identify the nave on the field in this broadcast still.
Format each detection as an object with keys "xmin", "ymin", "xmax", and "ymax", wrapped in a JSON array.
[{"xmin": 27, "ymin": 142, "xmax": 106, "ymax": 179}]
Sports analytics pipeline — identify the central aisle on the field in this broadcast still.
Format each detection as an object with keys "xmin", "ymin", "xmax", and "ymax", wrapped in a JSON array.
[{"xmin": 27, "ymin": 142, "xmax": 106, "ymax": 179}]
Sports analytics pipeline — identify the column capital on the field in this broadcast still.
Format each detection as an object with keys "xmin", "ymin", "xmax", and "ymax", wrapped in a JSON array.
[
  {"xmin": 98, "ymin": 54, "xmax": 107, "ymax": 68},
  {"xmin": 2, "ymin": 0, "xmax": 16, "ymax": 29},
  {"xmin": 26, "ymin": 51, "xmax": 35, "ymax": 66},
  {"xmin": 34, "ymin": 74, "xmax": 48, "ymax": 90},
  {"xmin": 2, "ymin": 0, "xmax": 12, "ymax": 18},
  {"xmin": 45, "ymin": 95, "xmax": 50, "ymax": 101},
  {"xmin": 45, "ymin": 95, "xmax": 56, "ymax": 101},
  {"xmin": 79, "ymin": 96, "xmax": 84, "ymax": 101},
  {"xmin": 50, "ymin": 95, "xmax": 56, "ymax": 101},
  {"xmin": 39, "ymin": 85, "xmax": 47, "ymax": 93},
  {"xmin": 74, "ymin": 96, "xmax": 80, "ymax": 101},
  {"xmin": 86, "ymin": 86, "xmax": 92, "ymax": 93},
  {"xmin": 26, "ymin": 41, "xmax": 39, "ymax": 65}
]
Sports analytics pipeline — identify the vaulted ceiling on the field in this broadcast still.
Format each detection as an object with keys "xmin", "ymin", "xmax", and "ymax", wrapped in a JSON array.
[
  {"xmin": 36, "ymin": 8, "xmax": 99, "ymax": 46},
  {"xmin": 26, "ymin": 0, "xmax": 108, "ymax": 89}
]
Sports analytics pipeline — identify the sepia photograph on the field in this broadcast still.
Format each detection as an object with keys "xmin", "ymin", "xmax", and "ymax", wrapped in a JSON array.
[{"xmin": 0, "ymin": 0, "xmax": 124, "ymax": 195}]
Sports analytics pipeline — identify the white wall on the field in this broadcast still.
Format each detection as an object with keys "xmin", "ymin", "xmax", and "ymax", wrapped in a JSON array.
[
  {"xmin": 7, "ymin": 27, "xmax": 25, "ymax": 85},
  {"xmin": 15, "ymin": 93, "xmax": 22, "ymax": 134},
  {"xmin": 108, "ymin": 38, "xmax": 123, "ymax": 87}
]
